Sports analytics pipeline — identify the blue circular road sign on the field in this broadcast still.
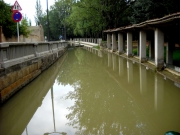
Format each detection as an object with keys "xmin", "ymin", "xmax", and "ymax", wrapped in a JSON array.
[{"xmin": 12, "ymin": 11, "xmax": 22, "ymax": 22}]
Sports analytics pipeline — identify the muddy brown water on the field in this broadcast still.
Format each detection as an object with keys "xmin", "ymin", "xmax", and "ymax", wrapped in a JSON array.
[{"xmin": 0, "ymin": 48, "xmax": 180, "ymax": 135}]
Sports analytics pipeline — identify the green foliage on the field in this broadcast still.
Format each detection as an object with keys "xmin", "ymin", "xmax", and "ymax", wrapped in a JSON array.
[
  {"xmin": 34, "ymin": 0, "xmax": 43, "ymax": 25},
  {"xmin": 133, "ymin": 46, "xmax": 149, "ymax": 57},
  {"xmin": 133, "ymin": 48, "xmax": 137, "ymax": 55},
  {"xmin": 173, "ymin": 49, "xmax": 180, "ymax": 67},
  {"xmin": 146, "ymin": 46, "xmax": 149, "ymax": 57},
  {"xmin": 19, "ymin": 17, "xmax": 31, "ymax": 37},
  {"xmin": 129, "ymin": 0, "xmax": 180, "ymax": 24},
  {"xmin": 0, "ymin": 1, "xmax": 17, "ymax": 38},
  {"xmin": 40, "ymin": 0, "xmax": 180, "ymax": 40},
  {"xmin": 66, "ymin": 0, "xmax": 133, "ymax": 37},
  {"xmin": 0, "ymin": 1, "xmax": 31, "ymax": 38},
  {"xmin": 173, "ymin": 49, "xmax": 180, "ymax": 61},
  {"xmin": 93, "ymin": 45, "xmax": 100, "ymax": 49},
  {"xmin": 40, "ymin": 14, "xmax": 48, "ymax": 39},
  {"xmin": 66, "ymin": 0, "xmax": 104, "ymax": 37},
  {"xmin": 129, "ymin": 0, "xmax": 154, "ymax": 24}
]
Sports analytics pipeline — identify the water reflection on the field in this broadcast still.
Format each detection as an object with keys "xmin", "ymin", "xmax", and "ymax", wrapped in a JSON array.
[
  {"xmin": 154, "ymin": 74, "xmax": 164, "ymax": 111},
  {"xmin": 140, "ymin": 65, "xmax": 147, "ymax": 95},
  {"xmin": 112, "ymin": 54, "xmax": 117, "ymax": 71},
  {"xmin": 0, "ymin": 53, "xmax": 68, "ymax": 135},
  {"xmin": 118, "ymin": 57, "xmax": 125, "ymax": 77},
  {"xmin": 108, "ymin": 53, "xmax": 112, "ymax": 68},
  {"xmin": 65, "ymin": 47, "xmax": 180, "ymax": 134},
  {"xmin": 127, "ymin": 60, "xmax": 134, "ymax": 83},
  {"xmin": 0, "ymin": 48, "xmax": 180, "ymax": 135}
]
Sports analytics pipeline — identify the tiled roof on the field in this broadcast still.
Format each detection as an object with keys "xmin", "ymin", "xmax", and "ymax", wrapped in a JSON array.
[{"xmin": 104, "ymin": 12, "xmax": 180, "ymax": 33}]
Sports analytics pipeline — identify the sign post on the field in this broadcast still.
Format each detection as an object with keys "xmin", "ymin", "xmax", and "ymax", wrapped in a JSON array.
[
  {"xmin": 12, "ymin": 1, "xmax": 22, "ymax": 42},
  {"xmin": 17, "ymin": 21, "xmax": 19, "ymax": 42}
]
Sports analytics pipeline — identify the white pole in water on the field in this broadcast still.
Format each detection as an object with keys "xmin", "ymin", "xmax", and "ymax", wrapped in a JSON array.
[{"xmin": 17, "ymin": 22, "xmax": 19, "ymax": 42}]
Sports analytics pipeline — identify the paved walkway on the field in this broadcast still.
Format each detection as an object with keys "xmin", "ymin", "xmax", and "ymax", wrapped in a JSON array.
[{"xmin": 73, "ymin": 41, "xmax": 98, "ymax": 47}]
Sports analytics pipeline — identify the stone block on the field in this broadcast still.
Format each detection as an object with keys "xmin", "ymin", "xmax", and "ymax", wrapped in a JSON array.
[{"xmin": 8, "ymin": 72, "xmax": 17, "ymax": 84}]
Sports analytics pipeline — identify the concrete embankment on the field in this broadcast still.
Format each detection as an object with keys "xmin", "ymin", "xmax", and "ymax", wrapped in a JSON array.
[{"xmin": 0, "ymin": 41, "xmax": 68, "ymax": 104}]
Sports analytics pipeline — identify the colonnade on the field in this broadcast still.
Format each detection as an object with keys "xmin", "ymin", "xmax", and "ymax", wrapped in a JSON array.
[
  {"xmin": 106, "ymin": 28, "xmax": 174, "ymax": 70},
  {"xmin": 72, "ymin": 38, "xmax": 102, "ymax": 45}
]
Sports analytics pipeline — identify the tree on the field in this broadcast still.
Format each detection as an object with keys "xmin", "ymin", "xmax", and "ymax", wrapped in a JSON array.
[
  {"xmin": 129, "ymin": 0, "xmax": 154, "ymax": 24},
  {"xmin": 40, "ymin": 0, "xmax": 180, "ymax": 40},
  {"xmin": 0, "ymin": 1, "xmax": 30, "ymax": 38},
  {"xmin": 29, "ymin": 19, "xmax": 32, "ymax": 26},
  {"xmin": 0, "ymin": 0, "xmax": 16, "ymax": 38},
  {"xmin": 129, "ymin": 0, "xmax": 180, "ymax": 24},
  {"xmin": 34, "ymin": 0, "xmax": 43, "ymax": 25},
  {"xmin": 43, "ymin": 0, "xmax": 74, "ymax": 40},
  {"xmin": 101, "ymin": 0, "xmax": 133, "ymax": 28},
  {"xmin": 19, "ymin": 16, "xmax": 31, "ymax": 37},
  {"xmin": 67, "ymin": 0, "xmax": 105, "ymax": 37},
  {"xmin": 66, "ymin": 0, "xmax": 134, "ymax": 37}
]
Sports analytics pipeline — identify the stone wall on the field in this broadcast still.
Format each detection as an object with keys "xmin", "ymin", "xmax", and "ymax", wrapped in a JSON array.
[{"xmin": 0, "ymin": 41, "xmax": 68, "ymax": 104}]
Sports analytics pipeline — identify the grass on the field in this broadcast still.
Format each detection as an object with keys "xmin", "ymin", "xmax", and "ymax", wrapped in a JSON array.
[
  {"xmin": 133, "ymin": 47, "xmax": 149, "ymax": 57},
  {"xmin": 164, "ymin": 47, "xmax": 180, "ymax": 62},
  {"xmin": 133, "ymin": 46, "xmax": 180, "ymax": 66},
  {"xmin": 173, "ymin": 49, "xmax": 180, "ymax": 67},
  {"xmin": 93, "ymin": 45, "xmax": 100, "ymax": 49}
]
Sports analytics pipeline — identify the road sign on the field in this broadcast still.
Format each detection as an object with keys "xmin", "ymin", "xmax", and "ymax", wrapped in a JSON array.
[
  {"xmin": 12, "ymin": 1, "xmax": 22, "ymax": 11},
  {"xmin": 12, "ymin": 11, "xmax": 22, "ymax": 22}
]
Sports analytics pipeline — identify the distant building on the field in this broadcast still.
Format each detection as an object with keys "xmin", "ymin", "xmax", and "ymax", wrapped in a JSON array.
[
  {"xmin": 24, "ymin": 25, "xmax": 44, "ymax": 42},
  {"xmin": 0, "ymin": 25, "xmax": 44, "ymax": 42}
]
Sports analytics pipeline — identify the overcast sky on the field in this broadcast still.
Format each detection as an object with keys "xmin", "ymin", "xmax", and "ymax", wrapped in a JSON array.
[{"xmin": 4, "ymin": 0, "xmax": 55, "ymax": 26}]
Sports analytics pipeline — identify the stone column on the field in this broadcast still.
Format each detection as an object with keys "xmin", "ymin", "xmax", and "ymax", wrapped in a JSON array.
[
  {"xmin": 127, "ymin": 32, "xmax": 132, "ymax": 57},
  {"xmin": 118, "ymin": 32, "xmax": 124, "ymax": 54},
  {"xmin": 155, "ymin": 28, "xmax": 164, "ymax": 70},
  {"xmin": 166, "ymin": 41, "xmax": 174, "ymax": 65},
  {"xmin": 139, "ymin": 30, "xmax": 147, "ymax": 62},
  {"xmin": 112, "ymin": 33, "xmax": 117, "ymax": 51},
  {"xmin": 107, "ymin": 33, "xmax": 111, "ymax": 49},
  {"xmin": 98, "ymin": 38, "xmax": 102, "ymax": 46}
]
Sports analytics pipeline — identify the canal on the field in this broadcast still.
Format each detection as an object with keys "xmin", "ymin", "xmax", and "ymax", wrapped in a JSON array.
[{"xmin": 0, "ymin": 47, "xmax": 180, "ymax": 135}]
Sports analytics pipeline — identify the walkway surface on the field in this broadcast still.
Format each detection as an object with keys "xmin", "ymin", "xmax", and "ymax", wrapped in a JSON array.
[{"xmin": 73, "ymin": 41, "xmax": 98, "ymax": 47}]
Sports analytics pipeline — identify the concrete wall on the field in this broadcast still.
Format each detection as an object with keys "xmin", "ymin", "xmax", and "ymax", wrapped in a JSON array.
[{"xmin": 0, "ymin": 41, "xmax": 68, "ymax": 104}]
